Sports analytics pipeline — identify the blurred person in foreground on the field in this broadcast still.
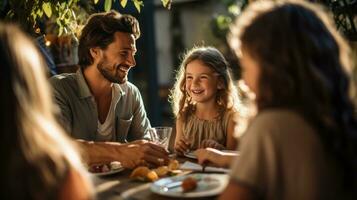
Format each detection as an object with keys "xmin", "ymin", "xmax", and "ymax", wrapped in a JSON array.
[
  {"xmin": 218, "ymin": 0, "xmax": 357, "ymax": 199},
  {"xmin": 0, "ymin": 23, "xmax": 93, "ymax": 199},
  {"xmin": 50, "ymin": 11, "xmax": 168, "ymax": 168}
]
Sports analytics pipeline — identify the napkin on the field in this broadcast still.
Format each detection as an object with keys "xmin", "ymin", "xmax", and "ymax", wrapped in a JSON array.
[{"xmin": 180, "ymin": 161, "xmax": 230, "ymax": 173}]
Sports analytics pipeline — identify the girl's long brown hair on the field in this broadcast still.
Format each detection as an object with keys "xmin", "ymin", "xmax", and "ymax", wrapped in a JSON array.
[
  {"xmin": 229, "ymin": 0, "xmax": 357, "ymax": 194},
  {"xmin": 169, "ymin": 46, "xmax": 241, "ymax": 121}
]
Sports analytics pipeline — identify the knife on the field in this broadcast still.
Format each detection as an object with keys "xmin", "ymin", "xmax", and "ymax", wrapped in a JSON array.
[
  {"xmin": 202, "ymin": 165, "xmax": 206, "ymax": 172},
  {"xmin": 160, "ymin": 181, "xmax": 183, "ymax": 191}
]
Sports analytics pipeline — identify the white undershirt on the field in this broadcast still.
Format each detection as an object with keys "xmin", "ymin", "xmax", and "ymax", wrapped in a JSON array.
[{"xmin": 96, "ymin": 84, "xmax": 120, "ymax": 141}]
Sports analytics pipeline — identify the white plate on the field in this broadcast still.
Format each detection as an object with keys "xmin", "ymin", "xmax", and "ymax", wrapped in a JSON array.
[
  {"xmin": 150, "ymin": 173, "xmax": 229, "ymax": 198},
  {"xmin": 184, "ymin": 151, "xmax": 197, "ymax": 159},
  {"xmin": 91, "ymin": 167, "xmax": 125, "ymax": 176},
  {"xmin": 88, "ymin": 162, "xmax": 125, "ymax": 176},
  {"xmin": 184, "ymin": 150, "xmax": 239, "ymax": 159}
]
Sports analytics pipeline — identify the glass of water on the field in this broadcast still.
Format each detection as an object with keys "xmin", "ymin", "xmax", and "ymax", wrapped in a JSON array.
[{"xmin": 147, "ymin": 127, "xmax": 172, "ymax": 150}]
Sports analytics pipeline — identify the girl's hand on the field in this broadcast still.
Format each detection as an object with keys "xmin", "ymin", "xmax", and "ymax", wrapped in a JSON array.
[
  {"xmin": 195, "ymin": 148, "xmax": 237, "ymax": 168},
  {"xmin": 174, "ymin": 138, "xmax": 191, "ymax": 155},
  {"xmin": 195, "ymin": 148, "xmax": 222, "ymax": 167},
  {"xmin": 200, "ymin": 139, "xmax": 225, "ymax": 150}
]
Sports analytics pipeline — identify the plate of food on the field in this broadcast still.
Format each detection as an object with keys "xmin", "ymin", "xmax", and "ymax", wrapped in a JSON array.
[
  {"xmin": 130, "ymin": 159, "xmax": 182, "ymax": 182},
  {"xmin": 88, "ymin": 161, "xmax": 124, "ymax": 176},
  {"xmin": 150, "ymin": 173, "xmax": 229, "ymax": 198}
]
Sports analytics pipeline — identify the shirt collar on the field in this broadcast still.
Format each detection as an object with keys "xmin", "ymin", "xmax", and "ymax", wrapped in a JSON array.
[
  {"xmin": 76, "ymin": 68, "xmax": 126, "ymax": 99},
  {"xmin": 76, "ymin": 68, "xmax": 93, "ymax": 99}
]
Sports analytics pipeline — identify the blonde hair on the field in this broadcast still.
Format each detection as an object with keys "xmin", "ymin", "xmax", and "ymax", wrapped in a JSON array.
[
  {"xmin": 169, "ymin": 46, "xmax": 241, "ymax": 121},
  {"xmin": 0, "ymin": 23, "xmax": 88, "ymax": 199}
]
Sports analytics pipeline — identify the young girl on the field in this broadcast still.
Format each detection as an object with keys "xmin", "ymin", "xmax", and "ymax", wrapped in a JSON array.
[
  {"xmin": 215, "ymin": 1, "xmax": 357, "ymax": 199},
  {"xmin": 170, "ymin": 46, "xmax": 241, "ymax": 155}
]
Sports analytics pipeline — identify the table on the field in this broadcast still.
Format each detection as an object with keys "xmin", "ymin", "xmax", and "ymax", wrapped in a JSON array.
[{"xmin": 91, "ymin": 156, "xmax": 226, "ymax": 200}]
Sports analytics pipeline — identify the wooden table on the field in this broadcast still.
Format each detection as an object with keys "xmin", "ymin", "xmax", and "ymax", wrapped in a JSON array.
[{"xmin": 91, "ymin": 156, "xmax": 224, "ymax": 200}]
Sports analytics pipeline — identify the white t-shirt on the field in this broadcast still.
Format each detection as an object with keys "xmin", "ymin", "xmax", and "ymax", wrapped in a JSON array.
[{"xmin": 96, "ymin": 84, "xmax": 121, "ymax": 141}]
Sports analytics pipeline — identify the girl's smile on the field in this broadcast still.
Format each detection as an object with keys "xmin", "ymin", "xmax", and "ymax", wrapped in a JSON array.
[{"xmin": 185, "ymin": 59, "xmax": 221, "ymax": 104}]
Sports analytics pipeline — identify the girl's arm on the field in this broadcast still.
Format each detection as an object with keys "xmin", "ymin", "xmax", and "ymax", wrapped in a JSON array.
[
  {"xmin": 174, "ymin": 119, "xmax": 191, "ymax": 155},
  {"xmin": 195, "ymin": 148, "xmax": 237, "ymax": 168},
  {"xmin": 226, "ymin": 113, "xmax": 238, "ymax": 150},
  {"xmin": 174, "ymin": 119, "xmax": 183, "ymax": 146}
]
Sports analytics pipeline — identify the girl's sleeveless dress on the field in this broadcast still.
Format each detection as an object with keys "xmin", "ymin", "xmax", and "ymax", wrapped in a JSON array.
[{"xmin": 182, "ymin": 110, "xmax": 235, "ymax": 150}]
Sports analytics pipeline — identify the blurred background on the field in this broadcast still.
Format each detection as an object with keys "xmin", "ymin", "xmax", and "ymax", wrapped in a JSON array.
[{"xmin": 1, "ymin": 0, "xmax": 356, "ymax": 127}]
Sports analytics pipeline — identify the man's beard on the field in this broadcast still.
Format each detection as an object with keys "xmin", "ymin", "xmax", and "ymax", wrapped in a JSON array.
[{"xmin": 97, "ymin": 61, "xmax": 127, "ymax": 84}]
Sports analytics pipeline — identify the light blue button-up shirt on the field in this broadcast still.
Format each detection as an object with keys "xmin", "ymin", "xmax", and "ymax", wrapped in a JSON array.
[{"xmin": 50, "ymin": 69, "xmax": 151, "ymax": 142}]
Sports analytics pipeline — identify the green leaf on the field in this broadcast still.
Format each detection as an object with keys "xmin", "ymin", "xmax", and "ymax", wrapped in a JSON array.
[
  {"xmin": 36, "ymin": 9, "xmax": 43, "ymax": 18},
  {"xmin": 133, "ymin": 0, "xmax": 143, "ymax": 13},
  {"xmin": 42, "ymin": 2, "xmax": 52, "ymax": 18},
  {"xmin": 120, "ymin": 0, "xmax": 128, "ymax": 8},
  {"xmin": 161, "ymin": 0, "xmax": 171, "ymax": 8},
  {"xmin": 228, "ymin": 5, "xmax": 240, "ymax": 15},
  {"xmin": 59, "ymin": 26, "xmax": 64, "ymax": 36},
  {"xmin": 104, "ymin": 0, "xmax": 112, "ymax": 11},
  {"xmin": 94, "ymin": 0, "xmax": 99, "ymax": 4}
]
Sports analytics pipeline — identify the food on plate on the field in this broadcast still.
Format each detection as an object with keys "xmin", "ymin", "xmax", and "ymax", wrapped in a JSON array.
[
  {"xmin": 88, "ymin": 161, "xmax": 122, "ymax": 174},
  {"xmin": 167, "ymin": 169, "xmax": 183, "ymax": 176},
  {"xmin": 154, "ymin": 166, "xmax": 169, "ymax": 177},
  {"xmin": 88, "ymin": 163, "xmax": 110, "ymax": 173},
  {"xmin": 181, "ymin": 176, "xmax": 198, "ymax": 192},
  {"xmin": 146, "ymin": 170, "xmax": 159, "ymax": 182},
  {"xmin": 130, "ymin": 166, "xmax": 159, "ymax": 182},
  {"xmin": 110, "ymin": 161, "xmax": 122, "ymax": 170},
  {"xmin": 130, "ymin": 166, "xmax": 150, "ymax": 179},
  {"xmin": 130, "ymin": 159, "xmax": 181, "ymax": 181},
  {"xmin": 168, "ymin": 159, "xmax": 180, "ymax": 170}
]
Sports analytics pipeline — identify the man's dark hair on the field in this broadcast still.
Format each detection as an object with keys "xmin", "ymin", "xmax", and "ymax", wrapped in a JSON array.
[{"xmin": 78, "ymin": 11, "xmax": 140, "ymax": 68}]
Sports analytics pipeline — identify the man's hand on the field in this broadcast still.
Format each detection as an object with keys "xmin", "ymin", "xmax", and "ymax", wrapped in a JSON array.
[{"xmin": 118, "ymin": 141, "xmax": 169, "ymax": 169}]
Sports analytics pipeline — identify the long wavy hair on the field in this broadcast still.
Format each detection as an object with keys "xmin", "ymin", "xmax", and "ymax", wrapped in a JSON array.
[
  {"xmin": 0, "ymin": 23, "xmax": 90, "ymax": 199},
  {"xmin": 229, "ymin": 0, "xmax": 357, "ymax": 194},
  {"xmin": 169, "ymin": 46, "xmax": 241, "ymax": 121}
]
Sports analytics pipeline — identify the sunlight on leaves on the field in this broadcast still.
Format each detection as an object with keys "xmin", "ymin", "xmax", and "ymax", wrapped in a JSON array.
[
  {"xmin": 133, "ymin": 0, "xmax": 144, "ymax": 13},
  {"xmin": 161, "ymin": 0, "xmax": 172, "ymax": 9},
  {"xmin": 42, "ymin": 2, "xmax": 52, "ymax": 18},
  {"xmin": 94, "ymin": 0, "xmax": 99, "ymax": 4},
  {"xmin": 104, "ymin": 0, "xmax": 112, "ymax": 11},
  {"xmin": 121, "ymin": 0, "xmax": 128, "ymax": 8},
  {"xmin": 228, "ymin": 4, "xmax": 240, "ymax": 16}
]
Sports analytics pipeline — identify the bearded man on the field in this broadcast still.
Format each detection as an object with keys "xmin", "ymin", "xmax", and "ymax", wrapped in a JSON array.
[{"xmin": 50, "ymin": 11, "xmax": 168, "ymax": 168}]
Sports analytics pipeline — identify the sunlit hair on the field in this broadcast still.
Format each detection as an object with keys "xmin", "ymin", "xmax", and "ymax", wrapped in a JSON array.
[
  {"xmin": 0, "ymin": 23, "xmax": 90, "ymax": 199},
  {"xmin": 169, "ymin": 46, "xmax": 241, "ymax": 121},
  {"xmin": 78, "ymin": 10, "xmax": 140, "ymax": 68},
  {"xmin": 229, "ymin": 0, "xmax": 357, "ymax": 194}
]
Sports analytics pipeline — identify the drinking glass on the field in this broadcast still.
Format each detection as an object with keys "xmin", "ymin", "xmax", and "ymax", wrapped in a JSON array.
[{"xmin": 147, "ymin": 127, "xmax": 172, "ymax": 150}]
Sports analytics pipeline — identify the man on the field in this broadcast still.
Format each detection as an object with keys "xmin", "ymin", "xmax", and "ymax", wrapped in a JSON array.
[{"xmin": 50, "ymin": 11, "xmax": 168, "ymax": 168}]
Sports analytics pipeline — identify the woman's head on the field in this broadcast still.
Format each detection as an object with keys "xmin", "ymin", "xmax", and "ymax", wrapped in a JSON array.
[
  {"xmin": 170, "ymin": 46, "xmax": 239, "ymax": 119},
  {"xmin": 229, "ymin": 0, "xmax": 351, "ymax": 111},
  {"xmin": 229, "ymin": 0, "xmax": 357, "ymax": 192},
  {"xmin": 0, "ymin": 22, "xmax": 85, "ymax": 199}
]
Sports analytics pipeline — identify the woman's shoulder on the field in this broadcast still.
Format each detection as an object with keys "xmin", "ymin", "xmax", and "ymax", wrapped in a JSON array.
[
  {"xmin": 58, "ymin": 167, "xmax": 93, "ymax": 200},
  {"xmin": 247, "ymin": 109, "xmax": 314, "ymax": 138},
  {"xmin": 254, "ymin": 109, "xmax": 305, "ymax": 125}
]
